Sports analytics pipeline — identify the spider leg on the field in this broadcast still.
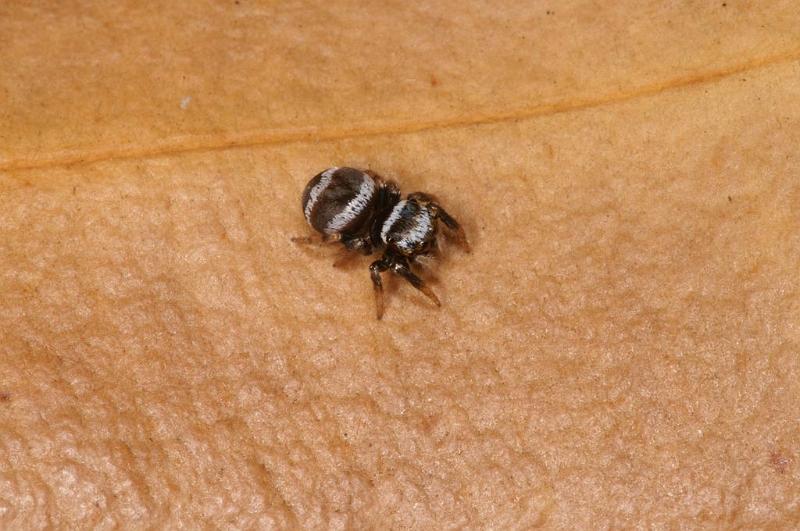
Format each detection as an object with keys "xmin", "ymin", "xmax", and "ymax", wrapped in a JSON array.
[
  {"xmin": 369, "ymin": 258, "xmax": 390, "ymax": 320},
  {"xmin": 342, "ymin": 235, "xmax": 374, "ymax": 255},
  {"xmin": 431, "ymin": 204, "xmax": 470, "ymax": 253},
  {"xmin": 332, "ymin": 248, "xmax": 359, "ymax": 268},
  {"xmin": 391, "ymin": 257, "xmax": 441, "ymax": 308},
  {"xmin": 291, "ymin": 232, "xmax": 341, "ymax": 245}
]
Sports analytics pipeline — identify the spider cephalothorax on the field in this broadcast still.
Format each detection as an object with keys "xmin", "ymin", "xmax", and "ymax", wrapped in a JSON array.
[{"xmin": 296, "ymin": 167, "xmax": 469, "ymax": 319}]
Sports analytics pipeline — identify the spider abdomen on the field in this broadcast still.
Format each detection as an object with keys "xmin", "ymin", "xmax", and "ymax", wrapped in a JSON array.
[{"xmin": 302, "ymin": 167, "xmax": 379, "ymax": 235}]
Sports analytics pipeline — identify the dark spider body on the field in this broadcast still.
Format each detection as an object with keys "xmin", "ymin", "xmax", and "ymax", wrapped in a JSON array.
[{"xmin": 297, "ymin": 167, "xmax": 469, "ymax": 319}]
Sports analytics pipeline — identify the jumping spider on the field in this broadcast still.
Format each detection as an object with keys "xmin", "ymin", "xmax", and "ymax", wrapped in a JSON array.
[{"xmin": 294, "ymin": 167, "xmax": 469, "ymax": 319}]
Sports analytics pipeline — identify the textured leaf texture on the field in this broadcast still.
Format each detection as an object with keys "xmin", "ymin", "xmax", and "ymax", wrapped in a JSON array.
[{"xmin": 1, "ymin": 1, "xmax": 799, "ymax": 528}]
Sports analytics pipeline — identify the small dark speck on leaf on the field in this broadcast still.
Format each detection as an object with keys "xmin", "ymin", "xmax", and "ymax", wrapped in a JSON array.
[
  {"xmin": 727, "ymin": 196, "xmax": 732, "ymax": 202},
  {"xmin": 430, "ymin": 74, "xmax": 439, "ymax": 87},
  {"xmin": 0, "ymin": 392, "xmax": 10, "ymax": 402},
  {"xmin": 722, "ymin": 2, "xmax": 727, "ymax": 6},
  {"xmin": 546, "ymin": 10, "xmax": 555, "ymax": 15}
]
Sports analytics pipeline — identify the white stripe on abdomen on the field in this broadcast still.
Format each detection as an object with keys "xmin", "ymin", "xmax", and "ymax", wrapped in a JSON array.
[
  {"xmin": 326, "ymin": 173, "xmax": 376, "ymax": 233},
  {"xmin": 303, "ymin": 167, "xmax": 338, "ymax": 223}
]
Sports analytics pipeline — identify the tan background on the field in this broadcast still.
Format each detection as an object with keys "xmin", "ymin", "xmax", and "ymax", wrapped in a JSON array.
[{"xmin": 1, "ymin": 1, "xmax": 799, "ymax": 528}]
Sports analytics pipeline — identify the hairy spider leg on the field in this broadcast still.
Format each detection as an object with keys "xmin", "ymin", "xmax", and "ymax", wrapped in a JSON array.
[
  {"xmin": 370, "ymin": 253, "xmax": 440, "ymax": 320},
  {"xmin": 291, "ymin": 232, "xmax": 342, "ymax": 245},
  {"xmin": 369, "ymin": 259, "xmax": 389, "ymax": 320}
]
